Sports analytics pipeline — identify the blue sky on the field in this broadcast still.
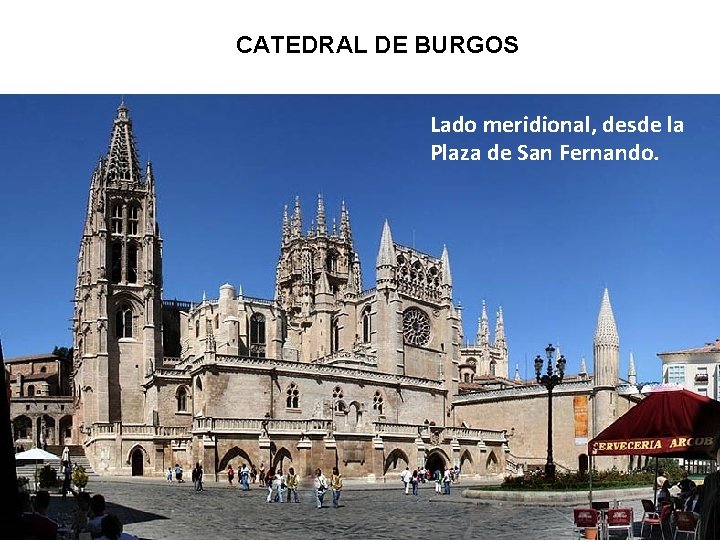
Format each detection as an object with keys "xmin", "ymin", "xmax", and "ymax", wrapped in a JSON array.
[{"xmin": 1, "ymin": 95, "xmax": 718, "ymax": 384}]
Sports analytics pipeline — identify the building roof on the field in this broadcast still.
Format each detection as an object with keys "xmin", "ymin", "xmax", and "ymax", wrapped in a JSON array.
[
  {"xmin": 658, "ymin": 340, "xmax": 720, "ymax": 356},
  {"xmin": 4, "ymin": 353, "xmax": 59, "ymax": 364}
]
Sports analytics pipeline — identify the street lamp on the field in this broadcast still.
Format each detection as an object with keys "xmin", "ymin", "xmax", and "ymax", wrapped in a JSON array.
[{"xmin": 534, "ymin": 343, "xmax": 566, "ymax": 479}]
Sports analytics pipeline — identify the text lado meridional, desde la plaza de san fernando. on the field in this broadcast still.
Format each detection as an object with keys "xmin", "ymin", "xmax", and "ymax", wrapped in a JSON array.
[{"xmin": 429, "ymin": 115, "xmax": 685, "ymax": 162}]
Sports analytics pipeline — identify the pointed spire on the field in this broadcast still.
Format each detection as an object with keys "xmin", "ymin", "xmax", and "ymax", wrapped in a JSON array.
[
  {"xmin": 514, "ymin": 363, "xmax": 521, "ymax": 382},
  {"xmin": 594, "ymin": 288, "xmax": 619, "ymax": 346},
  {"xmin": 282, "ymin": 204, "xmax": 290, "ymax": 244},
  {"xmin": 340, "ymin": 200, "xmax": 352, "ymax": 243},
  {"xmin": 494, "ymin": 306, "xmax": 505, "ymax": 346},
  {"xmin": 478, "ymin": 300, "xmax": 489, "ymax": 346},
  {"xmin": 316, "ymin": 194, "xmax": 326, "ymax": 236},
  {"xmin": 331, "ymin": 217, "xmax": 337, "ymax": 237},
  {"xmin": 579, "ymin": 355, "xmax": 588, "ymax": 376},
  {"xmin": 145, "ymin": 161, "xmax": 154, "ymax": 188},
  {"xmin": 104, "ymin": 101, "xmax": 141, "ymax": 184},
  {"xmin": 291, "ymin": 196, "xmax": 302, "ymax": 237},
  {"xmin": 376, "ymin": 219, "xmax": 395, "ymax": 268},
  {"xmin": 316, "ymin": 270, "xmax": 331, "ymax": 295},
  {"xmin": 441, "ymin": 244, "xmax": 452, "ymax": 287},
  {"xmin": 628, "ymin": 352, "xmax": 637, "ymax": 385}
]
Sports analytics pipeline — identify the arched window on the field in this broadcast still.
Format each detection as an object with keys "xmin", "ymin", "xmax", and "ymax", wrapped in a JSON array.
[
  {"xmin": 27, "ymin": 385, "xmax": 35, "ymax": 397},
  {"xmin": 362, "ymin": 305, "xmax": 372, "ymax": 343},
  {"xmin": 111, "ymin": 241, "xmax": 122, "ymax": 283},
  {"xmin": 286, "ymin": 383, "xmax": 300, "ymax": 409},
  {"xmin": 111, "ymin": 204, "xmax": 123, "ymax": 234},
  {"xmin": 489, "ymin": 360, "xmax": 497, "ymax": 377},
  {"xmin": 373, "ymin": 391, "xmax": 384, "ymax": 415},
  {"xmin": 250, "ymin": 313, "xmax": 266, "ymax": 358},
  {"xmin": 128, "ymin": 204, "xmax": 140, "ymax": 235},
  {"xmin": 127, "ymin": 243, "xmax": 138, "ymax": 284},
  {"xmin": 176, "ymin": 387, "xmax": 188, "ymax": 412},
  {"xmin": 214, "ymin": 315, "xmax": 219, "ymax": 329},
  {"xmin": 331, "ymin": 318, "xmax": 340, "ymax": 353},
  {"xmin": 115, "ymin": 303, "xmax": 133, "ymax": 338},
  {"xmin": 463, "ymin": 373, "xmax": 471, "ymax": 383},
  {"xmin": 333, "ymin": 385, "xmax": 344, "ymax": 411},
  {"xmin": 326, "ymin": 251, "xmax": 338, "ymax": 273}
]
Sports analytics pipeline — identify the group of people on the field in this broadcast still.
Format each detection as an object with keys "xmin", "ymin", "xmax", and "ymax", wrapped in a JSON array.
[
  {"xmin": 226, "ymin": 463, "xmax": 252, "ymax": 490},
  {"xmin": 20, "ymin": 490, "xmax": 138, "ymax": 540},
  {"xmin": 400, "ymin": 466, "xmax": 459, "ymax": 496}
]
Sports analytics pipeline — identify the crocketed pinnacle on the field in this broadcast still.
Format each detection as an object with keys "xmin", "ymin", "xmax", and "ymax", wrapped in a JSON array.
[
  {"xmin": 316, "ymin": 193, "xmax": 326, "ymax": 236},
  {"xmin": 494, "ymin": 306, "xmax": 505, "ymax": 345},
  {"xmin": 478, "ymin": 300, "xmax": 489, "ymax": 346},
  {"xmin": 441, "ymin": 244, "xmax": 452, "ymax": 287},
  {"xmin": 291, "ymin": 196, "xmax": 302, "ymax": 237},
  {"xmin": 376, "ymin": 219, "xmax": 395, "ymax": 268},
  {"xmin": 594, "ymin": 288, "xmax": 619, "ymax": 346},
  {"xmin": 105, "ymin": 101, "xmax": 142, "ymax": 183}
]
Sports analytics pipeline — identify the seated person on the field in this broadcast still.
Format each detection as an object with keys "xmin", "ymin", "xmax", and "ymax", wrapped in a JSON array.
[
  {"xmin": 97, "ymin": 514, "xmax": 139, "ymax": 540},
  {"xmin": 72, "ymin": 491, "xmax": 92, "ymax": 536},
  {"xmin": 20, "ymin": 489, "xmax": 58, "ymax": 540},
  {"xmin": 684, "ymin": 485, "xmax": 702, "ymax": 518},
  {"xmin": 86, "ymin": 494, "xmax": 108, "ymax": 538}
]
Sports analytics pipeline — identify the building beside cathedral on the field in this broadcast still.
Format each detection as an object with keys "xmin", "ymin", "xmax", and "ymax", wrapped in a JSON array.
[{"xmin": 7, "ymin": 104, "xmax": 646, "ymax": 479}]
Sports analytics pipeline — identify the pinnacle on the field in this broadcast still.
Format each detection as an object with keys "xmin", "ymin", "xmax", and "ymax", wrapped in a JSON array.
[{"xmin": 594, "ymin": 287, "xmax": 619, "ymax": 346}]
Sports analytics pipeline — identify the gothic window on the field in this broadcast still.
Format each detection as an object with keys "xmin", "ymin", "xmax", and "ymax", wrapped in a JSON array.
[
  {"xmin": 127, "ymin": 243, "xmax": 138, "ymax": 283},
  {"xmin": 373, "ymin": 391, "xmax": 384, "ymax": 415},
  {"xmin": 250, "ymin": 313, "xmax": 266, "ymax": 358},
  {"xmin": 111, "ymin": 241, "xmax": 122, "ymax": 283},
  {"xmin": 331, "ymin": 317, "xmax": 340, "ymax": 353},
  {"xmin": 27, "ymin": 385, "xmax": 35, "ymax": 397},
  {"xmin": 195, "ymin": 319, "xmax": 200, "ymax": 338},
  {"xmin": 214, "ymin": 315, "xmax": 219, "ymax": 330},
  {"xmin": 111, "ymin": 204, "xmax": 123, "ymax": 234},
  {"xmin": 176, "ymin": 386, "xmax": 188, "ymax": 412},
  {"xmin": 115, "ymin": 303, "xmax": 133, "ymax": 338},
  {"xmin": 463, "ymin": 373, "xmax": 471, "ymax": 383},
  {"xmin": 489, "ymin": 360, "xmax": 497, "ymax": 377},
  {"xmin": 362, "ymin": 305, "xmax": 372, "ymax": 343},
  {"xmin": 333, "ymin": 385, "xmax": 344, "ymax": 411},
  {"xmin": 402, "ymin": 308, "xmax": 431, "ymax": 347},
  {"xmin": 128, "ymin": 204, "xmax": 140, "ymax": 235},
  {"xmin": 286, "ymin": 382, "xmax": 300, "ymax": 409},
  {"xmin": 326, "ymin": 251, "xmax": 338, "ymax": 273}
]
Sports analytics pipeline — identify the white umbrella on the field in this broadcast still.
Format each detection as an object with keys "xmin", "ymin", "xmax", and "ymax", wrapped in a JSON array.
[{"xmin": 15, "ymin": 447, "xmax": 62, "ymax": 490}]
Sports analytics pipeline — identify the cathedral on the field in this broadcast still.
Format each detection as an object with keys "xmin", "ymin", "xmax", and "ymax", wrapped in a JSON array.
[{"xmin": 8, "ymin": 103, "xmax": 639, "ymax": 479}]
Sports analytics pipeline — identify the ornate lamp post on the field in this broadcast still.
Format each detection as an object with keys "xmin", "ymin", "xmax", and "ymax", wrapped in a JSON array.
[{"xmin": 534, "ymin": 343, "xmax": 566, "ymax": 479}]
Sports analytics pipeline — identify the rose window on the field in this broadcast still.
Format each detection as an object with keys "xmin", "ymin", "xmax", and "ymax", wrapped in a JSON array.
[{"xmin": 403, "ymin": 308, "xmax": 430, "ymax": 346}]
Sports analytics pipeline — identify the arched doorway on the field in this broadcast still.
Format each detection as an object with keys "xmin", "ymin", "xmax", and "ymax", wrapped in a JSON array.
[
  {"xmin": 425, "ymin": 450, "xmax": 447, "ymax": 474},
  {"xmin": 272, "ymin": 447, "xmax": 292, "ymax": 472},
  {"xmin": 578, "ymin": 454, "xmax": 589, "ymax": 474},
  {"xmin": 218, "ymin": 446, "xmax": 254, "ymax": 472},
  {"xmin": 384, "ymin": 449, "xmax": 410, "ymax": 475},
  {"xmin": 59, "ymin": 415, "xmax": 73, "ymax": 445},
  {"xmin": 131, "ymin": 448, "xmax": 144, "ymax": 476},
  {"xmin": 460, "ymin": 449, "xmax": 473, "ymax": 473}
]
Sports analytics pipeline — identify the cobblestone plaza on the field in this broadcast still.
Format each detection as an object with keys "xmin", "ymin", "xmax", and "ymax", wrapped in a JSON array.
[{"xmin": 42, "ymin": 477, "xmax": 608, "ymax": 539}]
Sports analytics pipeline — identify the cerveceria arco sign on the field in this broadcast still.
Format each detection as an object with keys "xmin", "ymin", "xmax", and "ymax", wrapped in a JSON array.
[{"xmin": 591, "ymin": 436, "xmax": 715, "ymax": 455}]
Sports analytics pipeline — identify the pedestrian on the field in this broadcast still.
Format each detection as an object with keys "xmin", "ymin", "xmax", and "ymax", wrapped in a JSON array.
[
  {"xmin": 443, "ymin": 468, "xmax": 452, "ymax": 495},
  {"xmin": 227, "ymin": 464, "xmax": 235, "ymax": 487},
  {"xmin": 166, "ymin": 467, "xmax": 173, "ymax": 482},
  {"xmin": 286, "ymin": 467, "xmax": 299, "ymax": 503},
  {"xmin": 698, "ymin": 432, "xmax": 720, "ymax": 540},
  {"xmin": 401, "ymin": 466, "xmax": 411, "ymax": 495},
  {"xmin": 411, "ymin": 469, "xmax": 419, "ymax": 496},
  {"xmin": 62, "ymin": 460, "xmax": 72, "ymax": 499},
  {"xmin": 434, "ymin": 468, "xmax": 442, "ymax": 494},
  {"xmin": 274, "ymin": 469, "xmax": 285, "ymax": 502},
  {"xmin": 194, "ymin": 463, "xmax": 204, "ymax": 491},
  {"xmin": 314, "ymin": 468, "xmax": 328, "ymax": 509},
  {"xmin": 331, "ymin": 466, "xmax": 343, "ymax": 508},
  {"xmin": 240, "ymin": 463, "xmax": 250, "ymax": 490},
  {"xmin": 250, "ymin": 464, "xmax": 257, "ymax": 484},
  {"xmin": 454, "ymin": 465, "xmax": 460, "ymax": 484},
  {"xmin": 174, "ymin": 463, "xmax": 183, "ymax": 482},
  {"xmin": 266, "ymin": 468, "xmax": 276, "ymax": 502},
  {"xmin": 259, "ymin": 463, "xmax": 266, "ymax": 487}
]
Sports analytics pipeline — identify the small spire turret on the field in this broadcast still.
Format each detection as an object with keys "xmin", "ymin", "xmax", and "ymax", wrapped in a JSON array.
[{"xmin": 316, "ymin": 193, "xmax": 326, "ymax": 236}]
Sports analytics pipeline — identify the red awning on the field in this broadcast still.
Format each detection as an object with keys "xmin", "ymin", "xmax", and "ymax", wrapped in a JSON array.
[{"xmin": 589, "ymin": 388, "xmax": 720, "ymax": 459}]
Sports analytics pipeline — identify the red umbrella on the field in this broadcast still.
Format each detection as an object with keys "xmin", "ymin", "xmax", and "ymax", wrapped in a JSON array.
[{"xmin": 589, "ymin": 388, "xmax": 720, "ymax": 459}]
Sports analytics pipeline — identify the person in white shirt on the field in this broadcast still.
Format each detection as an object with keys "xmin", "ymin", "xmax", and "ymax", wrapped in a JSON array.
[
  {"xmin": 401, "ymin": 466, "xmax": 412, "ymax": 495},
  {"xmin": 314, "ymin": 468, "xmax": 328, "ymax": 508}
]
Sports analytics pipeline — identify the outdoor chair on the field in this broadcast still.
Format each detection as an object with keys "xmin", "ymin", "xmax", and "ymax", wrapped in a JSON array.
[
  {"xmin": 640, "ymin": 499, "xmax": 663, "ymax": 539},
  {"xmin": 606, "ymin": 507, "xmax": 634, "ymax": 539},
  {"xmin": 573, "ymin": 508, "xmax": 600, "ymax": 539},
  {"xmin": 672, "ymin": 511, "xmax": 697, "ymax": 540}
]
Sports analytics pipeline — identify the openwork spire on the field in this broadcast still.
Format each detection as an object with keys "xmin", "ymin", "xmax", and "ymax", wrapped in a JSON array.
[
  {"xmin": 478, "ymin": 300, "xmax": 489, "ymax": 346},
  {"xmin": 104, "ymin": 102, "xmax": 142, "ymax": 183},
  {"xmin": 282, "ymin": 204, "xmax": 290, "ymax": 244},
  {"xmin": 340, "ymin": 200, "xmax": 352, "ymax": 243},
  {"xmin": 594, "ymin": 288, "xmax": 619, "ymax": 346},
  {"xmin": 494, "ymin": 306, "xmax": 505, "ymax": 346},
  {"xmin": 316, "ymin": 193, "xmax": 327, "ymax": 236}
]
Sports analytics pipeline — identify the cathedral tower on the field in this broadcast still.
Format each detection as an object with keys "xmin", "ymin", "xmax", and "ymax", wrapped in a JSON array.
[{"xmin": 73, "ymin": 103, "xmax": 163, "ymax": 431}]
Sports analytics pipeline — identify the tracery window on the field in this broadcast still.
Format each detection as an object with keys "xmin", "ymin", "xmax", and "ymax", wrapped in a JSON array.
[
  {"xmin": 250, "ymin": 313, "xmax": 266, "ymax": 358},
  {"xmin": 331, "ymin": 318, "xmax": 340, "ymax": 353},
  {"xmin": 128, "ymin": 204, "xmax": 140, "ymax": 235},
  {"xmin": 402, "ymin": 308, "xmax": 431, "ymax": 346},
  {"xmin": 373, "ymin": 390, "xmax": 384, "ymax": 415},
  {"xmin": 115, "ymin": 303, "xmax": 133, "ymax": 338},
  {"xmin": 127, "ymin": 243, "xmax": 138, "ymax": 283},
  {"xmin": 362, "ymin": 305, "xmax": 372, "ymax": 343},
  {"xmin": 176, "ymin": 386, "xmax": 188, "ymax": 412},
  {"xmin": 333, "ymin": 385, "xmax": 344, "ymax": 411},
  {"xmin": 111, "ymin": 204, "xmax": 123, "ymax": 234},
  {"xmin": 286, "ymin": 382, "xmax": 300, "ymax": 409},
  {"xmin": 111, "ymin": 241, "xmax": 122, "ymax": 283}
]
